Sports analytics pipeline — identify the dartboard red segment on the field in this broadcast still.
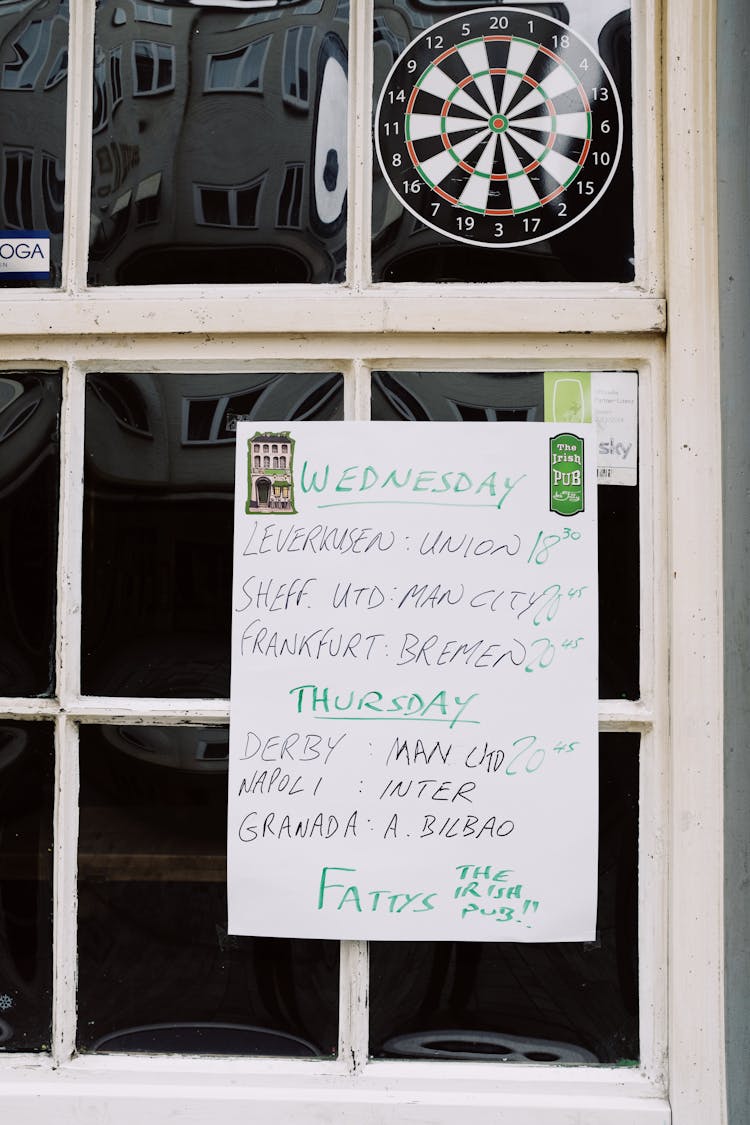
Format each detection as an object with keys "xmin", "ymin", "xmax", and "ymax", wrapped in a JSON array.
[{"xmin": 375, "ymin": 6, "xmax": 623, "ymax": 248}]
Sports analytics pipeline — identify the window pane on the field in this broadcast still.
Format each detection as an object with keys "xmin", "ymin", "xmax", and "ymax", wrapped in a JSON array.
[
  {"xmin": 0, "ymin": 371, "xmax": 61, "ymax": 698},
  {"xmin": 0, "ymin": 0, "xmax": 68, "ymax": 287},
  {"xmin": 372, "ymin": 1, "xmax": 633, "ymax": 283},
  {"xmin": 206, "ymin": 40, "xmax": 269, "ymax": 93},
  {"xmin": 369, "ymin": 733, "xmax": 639, "ymax": 1065},
  {"xmin": 133, "ymin": 41, "xmax": 155, "ymax": 93},
  {"xmin": 198, "ymin": 187, "xmax": 231, "ymax": 227},
  {"xmin": 89, "ymin": 0, "xmax": 348, "ymax": 284},
  {"xmin": 82, "ymin": 371, "xmax": 344, "ymax": 698},
  {"xmin": 0, "ymin": 721, "xmax": 54, "ymax": 1052},
  {"xmin": 371, "ymin": 370, "xmax": 639, "ymax": 700},
  {"xmin": 77, "ymin": 724, "xmax": 339, "ymax": 1056}
]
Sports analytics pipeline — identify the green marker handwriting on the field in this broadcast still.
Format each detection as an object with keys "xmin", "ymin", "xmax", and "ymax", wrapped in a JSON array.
[
  {"xmin": 318, "ymin": 866, "xmax": 437, "ymax": 914},
  {"xmin": 300, "ymin": 460, "xmax": 526, "ymax": 510},
  {"xmin": 289, "ymin": 684, "xmax": 480, "ymax": 729}
]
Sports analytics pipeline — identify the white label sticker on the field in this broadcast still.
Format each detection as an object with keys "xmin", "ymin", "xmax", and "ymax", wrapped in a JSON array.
[
  {"xmin": 591, "ymin": 371, "xmax": 638, "ymax": 486},
  {"xmin": 0, "ymin": 232, "xmax": 51, "ymax": 278}
]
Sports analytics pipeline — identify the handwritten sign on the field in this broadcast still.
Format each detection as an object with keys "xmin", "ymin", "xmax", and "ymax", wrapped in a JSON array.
[{"xmin": 228, "ymin": 422, "xmax": 598, "ymax": 942}]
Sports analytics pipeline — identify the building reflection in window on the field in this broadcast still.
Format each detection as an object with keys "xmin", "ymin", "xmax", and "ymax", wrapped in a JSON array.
[
  {"xmin": 205, "ymin": 37, "xmax": 270, "ymax": 92},
  {"xmin": 0, "ymin": 722, "xmax": 54, "ymax": 1053},
  {"xmin": 371, "ymin": 369, "xmax": 640, "ymax": 701},
  {"xmin": 41, "ymin": 153, "xmax": 64, "ymax": 232},
  {"xmin": 76, "ymin": 723, "xmax": 339, "ymax": 1057},
  {"xmin": 82, "ymin": 370, "xmax": 343, "ymax": 697},
  {"xmin": 3, "ymin": 148, "xmax": 33, "ymax": 228},
  {"xmin": 194, "ymin": 176, "xmax": 264, "ymax": 228},
  {"xmin": 134, "ymin": 2, "xmax": 173, "ymax": 26},
  {"xmin": 0, "ymin": 0, "xmax": 69, "ymax": 285},
  {"xmin": 0, "ymin": 372, "xmax": 61, "ymax": 696},
  {"xmin": 132, "ymin": 40, "xmax": 175, "ymax": 95},
  {"xmin": 1, "ymin": 19, "xmax": 53, "ymax": 90},
  {"xmin": 282, "ymin": 25, "xmax": 313, "ymax": 108},
  {"xmin": 89, "ymin": 0, "xmax": 348, "ymax": 284}
]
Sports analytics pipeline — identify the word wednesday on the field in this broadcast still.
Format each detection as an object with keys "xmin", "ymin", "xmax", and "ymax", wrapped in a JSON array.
[{"xmin": 300, "ymin": 460, "xmax": 526, "ymax": 509}]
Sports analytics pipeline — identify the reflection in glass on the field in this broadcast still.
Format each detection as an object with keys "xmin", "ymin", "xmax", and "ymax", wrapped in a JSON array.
[
  {"xmin": 0, "ymin": 372, "xmax": 61, "ymax": 697},
  {"xmin": 371, "ymin": 371, "xmax": 639, "ymax": 699},
  {"xmin": 371, "ymin": 1, "xmax": 633, "ymax": 283},
  {"xmin": 82, "ymin": 371, "xmax": 343, "ymax": 697},
  {"xmin": 89, "ymin": 0, "xmax": 349, "ymax": 285},
  {"xmin": 370, "ymin": 735, "xmax": 639, "ymax": 1065},
  {"xmin": 206, "ymin": 38, "xmax": 270, "ymax": 93},
  {"xmin": 0, "ymin": 0, "xmax": 68, "ymax": 287},
  {"xmin": 0, "ymin": 721, "xmax": 54, "ymax": 1052},
  {"xmin": 77, "ymin": 724, "xmax": 339, "ymax": 1056}
]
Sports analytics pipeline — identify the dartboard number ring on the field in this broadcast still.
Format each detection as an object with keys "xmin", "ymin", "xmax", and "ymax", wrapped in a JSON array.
[{"xmin": 375, "ymin": 6, "xmax": 624, "ymax": 249}]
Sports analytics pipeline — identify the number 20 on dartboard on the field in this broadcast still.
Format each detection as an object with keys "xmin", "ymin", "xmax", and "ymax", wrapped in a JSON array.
[{"xmin": 375, "ymin": 6, "xmax": 623, "ymax": 248}]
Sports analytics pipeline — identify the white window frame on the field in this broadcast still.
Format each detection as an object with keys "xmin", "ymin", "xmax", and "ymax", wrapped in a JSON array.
[{"xmin": 0, "ymin": 2, "xmax": 726, "ymax": 1124}]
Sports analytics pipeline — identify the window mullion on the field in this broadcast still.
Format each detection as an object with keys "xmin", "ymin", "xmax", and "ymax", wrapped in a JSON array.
[
  {"xmin": 56, "ymin": 362, "xmax": 86, "ymax": 704},
  {"xmin": 337, "ymin": 939, "xmax": 369, "ymax": 1071},
  {"xmin": 347, "ymin": 0, "xmax": 373, "ymax": 290},
  {"xmin": 631, "ymin": 0, "xmax": 664, "ymax": 294},
  {"xmin": 51, "ymin": 715, "xmax": 79, "ymax": 1063},
  {"xmin": 345, "ymin": 357, "xmax": 372, "ymax": 421},
  {"xmin": 63, "ymin": 0, "xmax": 95, "ymax": 293},
  {"xmin": 51, "ymin": 359, "xmax": 87, "ymax": 1060}
]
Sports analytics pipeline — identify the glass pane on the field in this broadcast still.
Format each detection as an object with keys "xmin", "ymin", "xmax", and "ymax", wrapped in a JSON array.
[
  {"xmin": 372, "ymin": 1, "xmax": 633, "ymax": 283},
  {"xmin": 369, "ymin": 733, "xmax": 639, "ymax": 1065},
  {"xmin": 77, "ymin": 724, "xmax": 339, "ymax": 1056},
  {"xmin": 0, "ymin": 721, "xmax": 54, "ymax": 1052},
  {"xmin": 89, "ymin": 0, "xmax": 348, "ymax": 285},
  {"xmin": 82, "ymin": 371, "xmax": 344, "ymax": 697},
  {"xmin": 371, "ymin": 370, "xmax": 639, "ymax": 699},
  {"xmin": 0, "ymin": 0, "xmax": 69, "ymax": 287},
  {"xmin": 0, "ymin": 371, "xmax": 61, "ymax": 697}
]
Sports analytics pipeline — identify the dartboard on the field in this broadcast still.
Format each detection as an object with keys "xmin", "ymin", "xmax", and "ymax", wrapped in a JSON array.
[{"xmin": 375, "ymin": 6, "xmax": 623, "ymax": 249}]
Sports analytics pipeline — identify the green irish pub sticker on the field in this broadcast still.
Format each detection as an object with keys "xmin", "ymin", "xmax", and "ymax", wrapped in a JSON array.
[{"xmin": 550, "ymin": 433, "xmax": 585, "ymax": 516}]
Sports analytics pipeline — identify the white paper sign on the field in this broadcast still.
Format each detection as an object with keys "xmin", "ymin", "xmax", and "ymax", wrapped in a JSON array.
[{"xmin": 228, "ymin": 423, "xmax": 598, "ymax": 942}]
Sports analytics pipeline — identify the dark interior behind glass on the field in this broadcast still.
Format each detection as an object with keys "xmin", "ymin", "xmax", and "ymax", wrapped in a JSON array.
[
  {"xmin": 82, "ymin": 371, "xmax": 343, "ymax": 697},
  {"xmin": 369, "ymin": 734, "xmax": 639, "ymax": 1065},
  {"xmin": 372, "ymin": 370, "xmax": 639, "ymax": 700},
  {"xmin": 0, "ymin": 721, "xmax": 54, "ymax": 1052},
  {"xmin": 0, "ymin": 0, "xmax": 68, "ymax": 288},
  {"xmin": 77, "ymin": 723, "xmax": 339, "ymax": 1055},
  {"xmin": 0, "ymin": 372, "xmax": 61, "ymax": 697}
]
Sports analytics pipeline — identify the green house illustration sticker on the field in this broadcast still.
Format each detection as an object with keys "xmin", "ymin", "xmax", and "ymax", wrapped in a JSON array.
[
  {"xmin": 550, "ymin": 433, "xmax": 585, "ymax": 516},
  {"xmin": 246, "ymin": 431, "xmax": 296, "ymax": 515}
]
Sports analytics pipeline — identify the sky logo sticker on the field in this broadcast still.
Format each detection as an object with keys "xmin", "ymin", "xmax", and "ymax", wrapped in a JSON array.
[
  {"xmin": 550, "ymin": 433, "xmax": 585, "ymax": 517},
  {"xmin": 0, "ymin": 231, "xmax": 51, "ymax": 279}
]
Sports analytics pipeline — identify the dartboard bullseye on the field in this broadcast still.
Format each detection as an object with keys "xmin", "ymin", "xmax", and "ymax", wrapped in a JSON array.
[{"xmin": 375, "ymin": 6, "xmax": 624, "ymax": 249}]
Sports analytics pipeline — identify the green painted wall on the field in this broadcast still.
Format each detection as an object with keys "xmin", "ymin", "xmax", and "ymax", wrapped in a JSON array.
[{"xmin": 718, "ymin": 2, "xmax": 750, "ymax": 1121}]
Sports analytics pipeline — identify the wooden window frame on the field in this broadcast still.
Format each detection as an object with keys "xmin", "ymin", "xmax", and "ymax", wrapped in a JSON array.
[{"xmin": 0, "ymin": 2, "xmax": 725, "ymax": 1123}]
